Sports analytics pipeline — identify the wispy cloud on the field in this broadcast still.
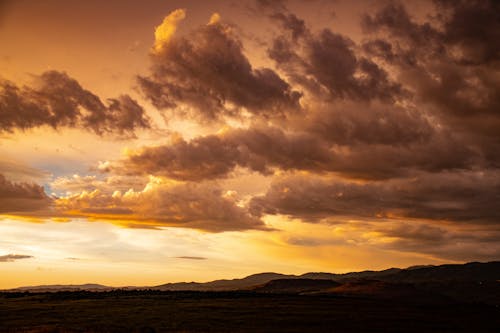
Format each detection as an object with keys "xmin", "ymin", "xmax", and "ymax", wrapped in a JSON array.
[
  {"xmin": 175, "ymin": 256, "xmax": 207, "ymax": 260},
  {"xmin": 0, "ymin": 254, "xmax": 33, "ymax": 262}
]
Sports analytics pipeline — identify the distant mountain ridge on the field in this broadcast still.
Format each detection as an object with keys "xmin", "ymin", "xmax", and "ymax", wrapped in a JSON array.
[
  {"xmin": 4, "ymin": 261, "xmax": 499, "ymax": 294},
  {"xmin": 9, "ymin": 283, "xmax": 109, "ymax": 292}
]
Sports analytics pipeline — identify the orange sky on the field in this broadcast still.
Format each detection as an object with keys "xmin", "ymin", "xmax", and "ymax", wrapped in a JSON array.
[{"xmin": 0, "ymin": 0, "xmax": 499, "ymax": 288}]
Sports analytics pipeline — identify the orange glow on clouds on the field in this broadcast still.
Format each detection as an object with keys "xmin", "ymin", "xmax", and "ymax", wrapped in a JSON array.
[{"xmin": 1, "ymin": 0, "xmax": 499, "ymax": 288}]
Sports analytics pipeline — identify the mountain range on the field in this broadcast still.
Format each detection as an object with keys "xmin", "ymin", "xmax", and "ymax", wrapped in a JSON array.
[{"xmin": 5, "ymin": 261, "xmax": 499, "ymax": 304}]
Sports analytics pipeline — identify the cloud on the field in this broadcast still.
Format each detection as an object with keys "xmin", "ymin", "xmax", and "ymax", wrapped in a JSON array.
[
  {"xmin": 252, "ymin": 0, "xmax": 288, "ymax": 13},
  {"xmin": 153, "ymin": 8, "xmax": 186, "ymax": 53},
  {"xmin": 362, "ymin": 0, "xmax": 500, "ymax": 160},
  {"xmin": 2, "ymin": 0, "xmax": 499, "ymax": 260},
  {"xmin": 270, "ymin": 12, "xmax": 307, "ymax": 41},
  {"xmin": 0, "ymin": 158, "xmax": 49, "ymax": 182},
  {"xmin": 138, "ymin": 9, "xmax": 301, "ymax": 122},
  {"xmin": 267, "ymin": 15, "xmax": 403, "ymax": 102},
  {"xmin": 0, "ymin": 173, "xmax": 51, "ymax": 214},
  {"xmin": 116, "ymin": 125, "xmax": 331, "ymax": 181},
  {"xmin": 175, "ymin": 256, "xmax": 207, "ymax": 260},
  {"xmin": 54, "ymin": 176, "xmax": 267, "ymax": 232},
  {"xmin": 363, "ymin": 0, "xmax": 500, "ymax": 66},
  {"xmin": 0, "ymin": 71, "xmax": 150, "ymax": 135},
  {"xmin": 2, "ymin": 172, "xmax": 267, "ymax": 232},
  {"xmin": 117, "ymin": 1, "xmax": 499, "ymax": 182},
  {"xmin": 249, "ymin": 170, "xmax": 500, "ymax": 225},
  {"xmin": 0, "ymin": 254, "xmax": 33, "ymax": 262},
  {"xmin": 377, "ymin": 222, "xmax": 500, "ymax": 261},
  {"xmin": 51, "ymin": 174, "xmax": 148, "ymax": 195},
  {"xmin": 283, "ymin": 220, "xmax": 500, "ymax": 262},
  {"xmin": 303, "ymin": 101, "xmax": 434, "ymax": 146},
  {"xmin": 116, "ymin": 117, "xmax": 476, "ymax": 181},
  {"xmin": 121, "ymin": 3, "xmax": 495, "ymax": 182}
]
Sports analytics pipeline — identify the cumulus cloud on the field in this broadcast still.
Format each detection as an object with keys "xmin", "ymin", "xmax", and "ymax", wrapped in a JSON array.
[
  {"xmin": 0, "ymin": 254, "xmax": 33, "ymax": 262},
  {"xmin": 0, "ymin": 71, "xmax": 150, "ymax": 135},
  {"xmin": 153, "ymin": 8, "xmax": 186, "ymax": 53},
  {"xmin": 138, "ymin": 9, "xmax": 301, "ymax": 121},
  {"xmin": 51, "ymin": 174, "xmax": 148, "ymax": 195},
  {"xmin": 54, "ymin": 176, "xmax": 267, "ymax": 232},
  {"xmin": 2, "ymin": 172, "xmax": 266, "ymax": 232}
]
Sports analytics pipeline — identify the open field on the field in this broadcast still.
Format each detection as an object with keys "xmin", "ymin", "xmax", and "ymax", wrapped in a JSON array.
[{"xmin": 1, "ymin": 290, "xmax": 499, "ymax": 333}]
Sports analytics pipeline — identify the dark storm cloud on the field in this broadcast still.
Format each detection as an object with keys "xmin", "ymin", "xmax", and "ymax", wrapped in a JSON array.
[
  {"xmin": 435, "ymin": 0, "xmax": 500, "ymax": 65},
  {"xmin": 118, "ymin": 0, "xmax": 499, "ymax": 234},
  {"xmin": 253, "ymin": 0, "xmax": 288, "ymax": 12},
  {"xmin": 249, "ymin": 170, "xmax": 500, "ymax": 224},
  {"xmin": 123, "ymin": 135, "xmax": 242, "ymax": 181},
  {"xmin": 0, "ymin": 254, "xmax": 33, "ymax": 262},
  {"xmin": 138, "ymin": 15, "xmax": 301, "ymax": 121},
  {"xmin": 304, "ymin": 102, "xmax": 434, "ymax": 146},
  {"xmin": 119, "ymin": 126, "xmax": 331, "ymax": 181},
  {"xmin": 326, "ymin": 133, "xmax": 477, "ymax": 180},
  {"xmin": 378, "ymin": 222, "xmax": 500, "ymax": 262},
  {"xmin": 267, "ymin": 17, "xmax": 403, "ymax": 102},
  {"xmin": 270, "ymin": 12, "xmax": 307, "ymax": 41},
  {"xmin": 0, "ymin": 173, "xmax": 51, "ymax": 213},
  {"xmin": 362, "ymin": 2, "xmax": 440, "ymax": 51},
  {"xmin": 118, "ymin": 113, "xmax": 476, "ymax": 181},
  {"xmin": 0, "ymin": 71, "xmax": 150, "ymax": 135},
  {"xmin": 362, "ymin": 0, "xmax": 500, "ymax": 144}
]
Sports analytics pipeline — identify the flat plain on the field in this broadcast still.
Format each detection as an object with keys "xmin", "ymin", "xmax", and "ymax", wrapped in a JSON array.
[{"xmin": 1, "ymin": 290, "xmax": 499, "ymax": 333}]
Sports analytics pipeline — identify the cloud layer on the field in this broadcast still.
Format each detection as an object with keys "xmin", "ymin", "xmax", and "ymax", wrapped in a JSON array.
[
  {"xmin": 108, "ymin": 1, "xmax": 500, "ymax": 255},
  {"xmin": 2, "ymin": 1, "xmax": 499, "ymax": 261},
  {"xmin": 249, "ymin": 171, "xmax": 500, "ymax": 225}
]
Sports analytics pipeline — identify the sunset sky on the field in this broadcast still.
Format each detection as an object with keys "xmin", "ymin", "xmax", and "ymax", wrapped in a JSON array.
[{"xmin": 1, "ymin": 0, "xmax": 499, "ymax": 288}]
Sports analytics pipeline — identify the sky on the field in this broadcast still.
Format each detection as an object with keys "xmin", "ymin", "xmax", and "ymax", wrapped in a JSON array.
[{"xmin": 0, "ymin": 0, "xmax": 499, "ymax": 288}]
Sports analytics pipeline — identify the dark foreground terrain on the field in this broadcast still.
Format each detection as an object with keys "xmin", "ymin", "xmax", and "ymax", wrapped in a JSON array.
[
  {"xmin": 2, "ymin": 262, "xmax": 499, "ymax": 332},
  {"xmin": 0, "ymin": 290, "xmax": 499, "ymax": 333}
]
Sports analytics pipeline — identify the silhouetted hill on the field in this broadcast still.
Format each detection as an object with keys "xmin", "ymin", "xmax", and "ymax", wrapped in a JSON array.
[
  {"xmin": 154, "ymin": 272, "xmax": 291, "ymax": 291},
  {"xmin": 301, "ymin": 268, "xmax": 401, "ymax": 281},
  {"xmin": 379, "ymin": 261, "xmax": 500, "ymax": 283},
  {"xmin": 10, "ymin": 283, "xmax": 110, "ymax": 292},
  {"xmin": 5, "ymin": 261, "xmax": 499, "ymax": 299}
]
